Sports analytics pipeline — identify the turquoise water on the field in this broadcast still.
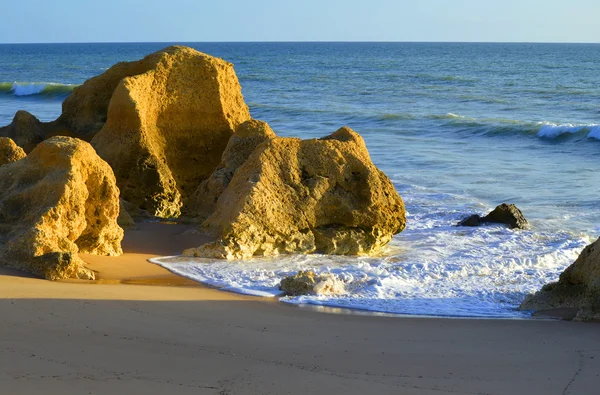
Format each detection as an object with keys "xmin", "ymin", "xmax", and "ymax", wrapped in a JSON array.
[{"xmin": 1, "ymin": 43, "xmax": 599, "ymax": 317}]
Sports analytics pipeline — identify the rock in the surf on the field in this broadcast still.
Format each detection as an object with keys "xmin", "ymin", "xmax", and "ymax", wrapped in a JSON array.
[
  {"xmin": 90, "ymin": 46, "xmax": 251, "ymax": 218},
  {"xmin": 280, "ymin": 270, "xmax": 345, "ymax": 296},
  {"xmin": 520, "ymin": 237, "xmax": 600, "ymax": 321},
  {"xmin": 183, "ymin": 126, "xmax": 406, "ymax": 259},
  {"xmin": 185, "ymin": 119, "xmax": 276, "ymax": 219},
  {"xmin": 0, "ymin": 136, "xmax": 123, "ymax": 280},
  {"xmin": 0, "ymin": 137, "xmax": 26, "ymax": 165},
  {"xmin": 458, "ymin": 203, "xmax": 529, "ymax": 230}
]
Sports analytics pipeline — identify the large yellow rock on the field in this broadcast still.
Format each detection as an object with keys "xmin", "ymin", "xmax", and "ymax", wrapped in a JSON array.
[
  {"xmin": 0, "ymin": 137, "xmax": 26, "ymax": 165},
  {"xmin": 184, "ymin": 126, "xmax": 406, "ymax": 259},
  {"xmin": 520, "ymin": 237, "xmax": 600, "ymax": 321},
  {"xmin": 0, "ymin": 136, "xmax": 123, "ymax": 280},
  {"xmin": 91, "ymin": 46, "xmax": 251, "ymax": 218},
  {"xmin": 0, "ymin": 46, "xmax": 251, "ymax": 218}
]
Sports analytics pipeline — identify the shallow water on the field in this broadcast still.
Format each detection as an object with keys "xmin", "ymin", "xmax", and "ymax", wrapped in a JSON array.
[{"xmin": 1, "ymin": 42, "xmax": 598, "ymax": 317}]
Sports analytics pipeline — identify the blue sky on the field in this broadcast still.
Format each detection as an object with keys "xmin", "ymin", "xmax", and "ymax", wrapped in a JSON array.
[{"xmin": 1, "ymin": 0, "xmax": 599, "ymax": 43}]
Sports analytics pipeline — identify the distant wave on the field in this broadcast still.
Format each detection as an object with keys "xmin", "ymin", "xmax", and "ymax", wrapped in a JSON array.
[
  {"xmin": 0, "ymin": 82, "xmax": 77, "ymax": 98},
  {"xmin": 413, "ymin": 73, "xmax": 479, "ymax": 84},
  {"xmin": 433, "ymin": 113, "xmax": 600, "ymax": 141},
  {"xmin": 375, "ymin": 113, "xmax": 415, "ymax": 121}
]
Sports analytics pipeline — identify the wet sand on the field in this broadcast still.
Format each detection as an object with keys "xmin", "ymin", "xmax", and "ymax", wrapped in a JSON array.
[{"xmin": 1, "ymin": 223, "xmax": 599, "ymax": 394}]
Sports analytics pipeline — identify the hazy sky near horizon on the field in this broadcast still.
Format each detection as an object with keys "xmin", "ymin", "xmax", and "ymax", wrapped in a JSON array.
[{"xmin": 1, "ymin": 0, "xmax": 599, "ymax": 43}]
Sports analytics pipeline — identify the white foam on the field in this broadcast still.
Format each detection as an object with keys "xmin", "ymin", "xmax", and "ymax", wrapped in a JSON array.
[
  {"xmin": 11, "ymin": 82, "xmax": 48, "ymax": 96},
  {"xmin": 152, "ymin": 193, "xmax": 590, "ymax": 318},
  {"xmin": 536, "ymin": 122, "xmax": 599, "ymax": 138}
]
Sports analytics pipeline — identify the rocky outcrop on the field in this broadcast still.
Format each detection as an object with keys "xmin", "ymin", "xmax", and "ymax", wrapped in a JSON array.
[
  {"xmin": 0, "ymin": 111, "xmax": 46, "ymax": 153},
  {"xmin": 0, "ymin": 136, "xmax": 123, "ymax": 280},
  {"xmin": 90, "ymin": 46, "xmax": 251, "ymax": 218},
  {"xmin": 0, "ymin": 46, "xmax": 251, "ymax": 218},
  {"xmin": 458, "ymin": 203, "xmax": 529, "ymax": 229},
  {"xmin": 184, "ymin": 126, "xmax": 406, "ymax": 259},
  {"xmin": 185, "ymin": 119, "xmax": 276, "ymax": 219},
  {"xmin": 279, "ymin": 270, "xmax": 345, "ymax": 296},
  {"xmin": 0, "ymin": 137, "xmax": 26, "ymax": 165},
  {"xmin": 520, "ymin": 237, "xmax": 600, "ymax": 321}
]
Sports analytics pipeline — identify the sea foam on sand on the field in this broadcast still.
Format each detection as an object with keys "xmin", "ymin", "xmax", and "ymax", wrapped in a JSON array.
[{"xmin": 153, "ymin": 183, "xmax": 590, "ymax": 319}]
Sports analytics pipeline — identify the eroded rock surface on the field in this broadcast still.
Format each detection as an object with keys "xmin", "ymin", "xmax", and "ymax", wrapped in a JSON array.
[
  {"xmin": 520, "ymin": 237, "xmax": 600, "ymax": 321},
  {"xmin": 91, "ymin": 46, "xmax": 251, "ymax": 217},
  {"xmin": 0, "ymin": 137, "xmax": 26, "ymax": 165},
  {"xmin": 458, "ymin": 203, "xmax": 529, "ymax": 229},
  {"xmin": 184, "ymin": 126, "xmax": 406, "ymax": 259},
  {"xmin": 0, "ymin": 136, "xmax": 123, "ymax": 280},
  {"xmin": 186, "ymin": 119, "xmax": 276, "ymax": 219}
]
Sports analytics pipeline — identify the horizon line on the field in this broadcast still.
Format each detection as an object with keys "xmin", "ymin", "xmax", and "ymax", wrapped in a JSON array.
[{"xmin": 1, "ymin": 40, "xmax": 599, "ymax": 45}]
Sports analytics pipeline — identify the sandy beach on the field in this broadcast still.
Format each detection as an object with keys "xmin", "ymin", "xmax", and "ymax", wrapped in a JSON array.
[{"xmin": 0, "ymin": 223, "xmax": 598, "ymax": 395}]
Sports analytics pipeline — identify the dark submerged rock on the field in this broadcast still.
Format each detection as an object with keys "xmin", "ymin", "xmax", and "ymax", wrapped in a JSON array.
[{"xmin": 458, "ymin": 203, "xmax": 529, "ymax": 230}]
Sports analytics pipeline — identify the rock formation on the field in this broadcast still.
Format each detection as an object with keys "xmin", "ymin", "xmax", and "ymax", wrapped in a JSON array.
[
  {"xmin": 280, "ymin": 270, "xmax": 346, "ymax": 296},
  {"xmin": 0, "ymin": 46, "xmax": 251, "ymax": 218},
  {"xmin": 0, "ymin": 111, "xmax": 47, "ymax": 153},
  {"xmin": 458, "ymin": 203, "xmax": 529, "ymax": 229},
  {"xmin": 184, "ymin": 126, "xmax": 406, "ymax": 259},
  {"xmin": 90, "ymin": 46, "xmax": 251, "ymax": 217},
  {"xmin": 0, "ymin": 136, "xmax": 123, "ymax": 280},
  {"xmin": 520, "ymin": 237, "xmax": 600, "ymax": 321},
  {"xmin": 185, "ymin": 119, "xmax": 276, "ymax": 219},
  {"xmin": 0, "ymin": 137, "xmax": 26, "ymax": 165},
  {"xmin": 117, "ymin": 199, "xmax": 136, "ymax": 230}
]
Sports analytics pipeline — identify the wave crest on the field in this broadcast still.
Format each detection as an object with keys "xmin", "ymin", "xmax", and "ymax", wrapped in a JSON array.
[
  {"xmin": 0, "ymin": 82, "xmax": 77, "ymax": 97},
  {"xmin": 537, "ymin": 122, "xmax": 600, "ymax": 140},
  {"xmin": 434, "ymin": 113, "xmax": 600, "ymax": 141}
]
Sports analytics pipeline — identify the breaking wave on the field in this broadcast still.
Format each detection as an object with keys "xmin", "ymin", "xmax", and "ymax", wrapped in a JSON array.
[
  {"xmin": 433, "ymin": 113, "xmax": 600, "ymax": 141},
  {"xmin": 0, "ymin": 82, "xmax": 77, "ymax": 98}
]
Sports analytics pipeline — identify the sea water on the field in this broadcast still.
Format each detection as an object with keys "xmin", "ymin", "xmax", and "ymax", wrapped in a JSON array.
[{"xmin": 2, "ymin": 42, "xmax": 598, "ymax": 318}]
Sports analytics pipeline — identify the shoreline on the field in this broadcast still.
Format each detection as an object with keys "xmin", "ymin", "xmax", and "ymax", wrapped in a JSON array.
[
  {"xmin": 80, "ymin": 221, "xmax": 578, "ymax": 322},
  {"xmin": 3, "ymin": 222, "xmax": 599, "ymax": 394},
  {"xmin": 3, "ymin": 263, "xmax": 599, "ymax": 394}
]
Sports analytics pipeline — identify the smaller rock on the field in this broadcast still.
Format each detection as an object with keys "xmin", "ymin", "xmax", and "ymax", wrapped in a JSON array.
[
  {"xmin": 0, "ymin": 136, "xmax": 123, "ymax": 280},
  {"xmin": 0, "ymin": 111, "xmax": 45, "ymax": 153},
  {"xmin": 457, "ymin": 214, "xmax": 482, "ymax": 227},
  {"xmin": 279, "ymin": 270, "xmax": 345, "ymax": 296},
  {"xmin": 0, "ymin": 137, "xmax": 26, "ymax": 165},
  {"xmin": 458, "ymin": 203, "xmax": 529, "ymax": 230},
  {"xmin": 117, "ymin": 199, "xmax": 136, "ymax": 230}
]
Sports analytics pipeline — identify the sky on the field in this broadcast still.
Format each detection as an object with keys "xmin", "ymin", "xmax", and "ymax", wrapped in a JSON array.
[{"xmin": 1, "ymin": 0, "xmax": 599, "ymax": 43}]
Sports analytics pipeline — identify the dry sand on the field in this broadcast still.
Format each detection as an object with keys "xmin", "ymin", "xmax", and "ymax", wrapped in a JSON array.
[{"xmin": 1, "ymin": 222, "xmax": 599, "ymax": 395}]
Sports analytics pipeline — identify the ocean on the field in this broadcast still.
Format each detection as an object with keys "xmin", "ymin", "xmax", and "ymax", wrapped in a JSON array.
[{"xmin": 1, "ymin": 42, "xmax": 599, "ymax": 318}]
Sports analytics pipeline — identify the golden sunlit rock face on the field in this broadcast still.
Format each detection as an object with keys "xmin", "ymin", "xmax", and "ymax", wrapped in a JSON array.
[
  {"xmin": 0, "ymin": 136, "xmax": 123, "ymax": 280},
  {"xmin": 185, "ymin": 126, "xmax": 406, "ymax": 260},
  {"xmin": 1, "ymin": 46, "xmax": 251, "ymax": 219},
  {"xmin": 90, "ymin": 46, "xmax": 251, "ymax": 218},
  {"xmin": 0, "ymin": 137, "xmax": 26, "ymax": 165}
]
